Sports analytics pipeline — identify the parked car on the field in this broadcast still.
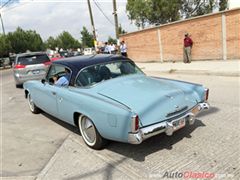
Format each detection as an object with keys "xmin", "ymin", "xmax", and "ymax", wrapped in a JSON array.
[
  {"xmin": 13, "ymin": 52, "xmax": 51, "ymax": 87},
  {"xmin": 23, "ymin": 54, "xmax": 209, "ymax": 149},
  {"xmin": 83, "ymin": 48, "xmax": 95, "ymax": 55},
  {"xmin": 9, "ymin": 54, "xmax": 16, "ymax": 67},
  {"xmin": 0, "ymin": 57, "xmax": 11, "ymax": 68}
]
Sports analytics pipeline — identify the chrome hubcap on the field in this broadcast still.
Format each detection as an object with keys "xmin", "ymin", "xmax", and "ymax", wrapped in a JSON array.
[{"xmin": 81, "ymin": 117, "xmax": 96, "ymax": 144}]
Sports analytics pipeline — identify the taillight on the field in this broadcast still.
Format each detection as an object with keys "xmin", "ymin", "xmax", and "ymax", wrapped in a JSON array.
[
  {"xmin": 43, "ymin": 61, "xmax": 51, "ymax": 66},
  {"xmin": 131, "ymin": 115, "xmax": 139, "ymax": 132},
  {"xmin": 205, "ymin": 88, "xmax": 209, "ymax": 101},
  {"xmin": 14, "ymin": 64, "xmax": 26, "ymax": 69}
]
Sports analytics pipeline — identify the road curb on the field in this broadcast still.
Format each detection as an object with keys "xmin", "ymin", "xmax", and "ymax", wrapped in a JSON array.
[
  {"xmin": 36, "ymin": 134, "xmax": 71, "ymax": 180},
  {"xmin": 36, "ymin": 134, "xmax": 140, "ymax": 179}
]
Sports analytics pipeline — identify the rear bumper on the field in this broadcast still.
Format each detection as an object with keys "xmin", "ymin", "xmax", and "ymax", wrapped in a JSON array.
[{"xmin": 128, "ymin": 102, "xmax": 210, "ymax": 144}]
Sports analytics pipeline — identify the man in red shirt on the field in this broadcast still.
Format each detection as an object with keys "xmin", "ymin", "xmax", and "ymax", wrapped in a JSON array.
[{"xmin": 183, "ymin": 33, "xmax": 193, "ymax": 63}]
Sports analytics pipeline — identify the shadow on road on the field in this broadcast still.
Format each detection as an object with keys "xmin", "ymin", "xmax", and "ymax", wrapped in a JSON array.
[
  {"xmin": 106, "ymin": 119, "xmax": 206, "ymax": 162},
  {"xmin": 41, "ymin": 112, "xmax": 79, "ymax": 135},
  {"xmin": 39, "ymin": 109, "xmax": 221, "ymax": 163},
  {"xmin": 197, "ymin": 106, "xmax": 220, "ymax": 118}
]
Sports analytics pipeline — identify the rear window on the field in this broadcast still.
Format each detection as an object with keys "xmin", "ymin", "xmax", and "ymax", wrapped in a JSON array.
[{"xmin": 17, "ymin": 54, "xmax": 50, "ymax": 65}]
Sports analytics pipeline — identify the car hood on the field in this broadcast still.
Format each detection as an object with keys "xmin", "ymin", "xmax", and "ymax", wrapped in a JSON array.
[{"xmin": 97, "ymin": 75, "xmax": 197, "ymax": 126}]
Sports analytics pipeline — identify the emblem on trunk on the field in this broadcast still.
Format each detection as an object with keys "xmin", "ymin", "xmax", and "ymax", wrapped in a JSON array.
[{"xmin": 165, "ymin": 95, "xmax": 174, "ymax": 99}]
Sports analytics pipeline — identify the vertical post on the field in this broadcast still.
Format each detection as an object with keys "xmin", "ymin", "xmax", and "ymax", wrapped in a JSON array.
[
  {"xmin": 221, "ymin": 13, "xmax": 227, "ymax": 60},
  {"xmin": 112, "ymin": 0, "xmax": 120, "ymax": 54},
  {"xmin": 113, "ymin": 0, "xmax": 119, "ymax": 39},
  {"xmin": 157, "ymin": 29, "xmax": 163, "ymax": 63},
  {"xmin": 0, "ymin": 13, "xmax": 5, "ymax": 35},
  {"xmin": 87, "ymin": 0, "xmax": 97, "ymax": 48}
]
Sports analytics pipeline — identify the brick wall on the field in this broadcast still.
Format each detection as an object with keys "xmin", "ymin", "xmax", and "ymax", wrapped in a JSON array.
[{"xmin": 120, "ymin": 8, "xmax": 240, "ymax": 62}]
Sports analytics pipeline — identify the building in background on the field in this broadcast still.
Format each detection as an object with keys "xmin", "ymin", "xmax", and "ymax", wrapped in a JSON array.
[{"xmin": 120, "ymin": 8, "xmax": 240, "ymax": 62}]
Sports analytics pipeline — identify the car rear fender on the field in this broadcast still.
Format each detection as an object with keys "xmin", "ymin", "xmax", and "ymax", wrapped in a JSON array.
[{"xmin": 69, "ymin": 90, "xmax": 134, "ymax": 142}]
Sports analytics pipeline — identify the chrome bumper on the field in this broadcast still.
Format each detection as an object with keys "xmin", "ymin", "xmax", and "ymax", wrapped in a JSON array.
[{"xmin": 128, "ymin": 102, "xmax": 210, "ymax": 144}]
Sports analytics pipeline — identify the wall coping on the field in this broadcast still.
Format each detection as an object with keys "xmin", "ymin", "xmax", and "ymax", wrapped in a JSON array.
[{"xmin": 120, "ymin": 8, "xmax": 240, "ymax": 37}]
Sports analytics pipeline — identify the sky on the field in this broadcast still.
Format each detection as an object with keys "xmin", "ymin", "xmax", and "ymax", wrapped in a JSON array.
[{"xmin": 0, "ymin": 0, "xmax": 138, "ymax": 41}]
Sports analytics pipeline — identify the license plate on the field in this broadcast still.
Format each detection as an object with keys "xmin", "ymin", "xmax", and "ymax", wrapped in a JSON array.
[
  {"xmin": 172, "ymin": 118, "xmax": 185, "ymax": 130},
  {"xmin": 32, "ymin": 70, "xmax": 40, "ymax": 74}
]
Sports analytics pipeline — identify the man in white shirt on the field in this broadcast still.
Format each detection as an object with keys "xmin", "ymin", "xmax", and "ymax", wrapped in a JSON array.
[
  {"xmin": 120, "ymin": 41, "xmax": 127, "ymax": 57},
  {"xmin": 110, "ymin": 43, "xmax": 116, "ymax": 54}
]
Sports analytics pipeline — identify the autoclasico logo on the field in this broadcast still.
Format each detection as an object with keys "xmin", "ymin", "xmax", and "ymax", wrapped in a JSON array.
[{"xmin": 162, "ymin": 171, "xmax": 215, "ymax": 179}]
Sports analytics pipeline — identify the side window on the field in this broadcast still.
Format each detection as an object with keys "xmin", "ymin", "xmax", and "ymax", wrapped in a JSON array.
[
  {"xmin": 75, "ymin": 66, "xmax": 101, "ymax": 87},
  {"xmin": 46, "ymin": 65, "xmax": 70, "ymax": 85}
]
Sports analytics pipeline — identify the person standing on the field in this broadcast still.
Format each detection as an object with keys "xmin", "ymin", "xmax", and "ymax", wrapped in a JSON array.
[
  {"xmin": 183, "ymin": 33, "xmax": 193, "ymax": 63},
  {"xmin": 103, "ymin": 42, "xmax": 110, "ymax": 54},
  {"xmin": 110, "ymin": 43, "xmax": 116, "ymax": 54},
  {"xmin": 120, "ymin": 41, "xmax": 127, "ymax": 57}
]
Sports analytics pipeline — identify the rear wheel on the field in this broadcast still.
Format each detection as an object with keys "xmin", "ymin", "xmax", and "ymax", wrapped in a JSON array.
[
  {"xmin": 78, "ymin": 116, "xmax": 107, "ymax": 150},
  {"xmin": 27, "ymin": 93, "xmax": 40, "ymax": 114}
]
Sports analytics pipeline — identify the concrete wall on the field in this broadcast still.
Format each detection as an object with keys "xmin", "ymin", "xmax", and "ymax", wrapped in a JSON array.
[{"xmin": 120, "ymin": 8, "xmax": 240, "ymax": 62}]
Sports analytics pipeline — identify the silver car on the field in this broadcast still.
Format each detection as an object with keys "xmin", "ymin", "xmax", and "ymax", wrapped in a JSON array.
[{"xmin": 13, "ymin": 52, "xmax": 51, "ymax": 87}]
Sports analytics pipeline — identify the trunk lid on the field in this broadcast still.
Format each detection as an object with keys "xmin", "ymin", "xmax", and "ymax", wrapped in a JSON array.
[{"xmin": 98, "ymin": 75, "xmax": 197, "ymax": 126}]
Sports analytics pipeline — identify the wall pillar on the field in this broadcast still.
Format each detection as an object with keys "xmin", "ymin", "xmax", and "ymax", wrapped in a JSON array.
[
  {"xmin": 157, "ymin": 28, "xmax": 163, "ymax": 62},
  {"xmin": 222, "ymin": 13, "xmax": 227, "ymax": 60}
]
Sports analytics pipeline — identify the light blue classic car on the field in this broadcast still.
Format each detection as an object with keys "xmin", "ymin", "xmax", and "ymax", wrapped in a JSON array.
[{"xmin": 23, "ymin": 54, "xmax": 209, "ymax": 149}]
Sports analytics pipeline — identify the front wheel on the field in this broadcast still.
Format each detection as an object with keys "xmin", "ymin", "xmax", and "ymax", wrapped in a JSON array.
[
  {"xmin": 27, "ymin": 93, "xmax": 40, "ymax": 114},
  {"xmin": 78, "ymin": 116, "xmax": 107, "ymax": 150}
]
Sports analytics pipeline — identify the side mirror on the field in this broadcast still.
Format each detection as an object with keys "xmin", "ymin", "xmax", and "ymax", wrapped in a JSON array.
[{"xmin": 41, "ymin": 79, "xmax": 46, "ymax": 84}]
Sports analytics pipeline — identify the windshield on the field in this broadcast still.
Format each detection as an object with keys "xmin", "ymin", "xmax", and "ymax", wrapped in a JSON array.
[
  {"xmin": 17, "ymin": 54, "xmax": 50, "ymax": 65},
  {"xmin": 76, "ymin": 60, "xmax": 144, "ymax": 87}
]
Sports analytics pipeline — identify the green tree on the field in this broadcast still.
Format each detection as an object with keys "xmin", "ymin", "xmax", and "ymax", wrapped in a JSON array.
[
  {"xmin": 0, "ymin": 34, "xmax": 12, "ymax": 57},
  {"xmin": 219, "ymin": 0, "xmax": 228, "ymax": 11},
  {"xmin": 126, "ymin": 0, "xmax": 182, "ymax": 28},
  {"xmin": 45, "ymin": 36, "xmax": 58, "ymax": 50},
  {"xmin": 148, "ymin": 0, "xmax": 182, "ymax": 24},
  {"xmin": 57, "ymin": 31, "xmax": 81, "ymax": 50},
  {"xmin": 118, "ymin": 24, "xmax": 127, "ymax": 35},
  {"xmin": 181, "ymin": 0, "xmax": 227, "ymax": 18},
  {"xmin": 126, "ymin": 0, "xmax": 149, "ymax": 28},
  {"xmin": 7, "ymin": 27, "xmax": 44, "ymax": 53},
  {"xmin": 45, "ymin": 32, "xmax": 81, "ymax": 50},
  {"xmin": 80, "ymin": 26, "xmax": 94, "ymax": 48},
  {"xmin": 127, "ymin": 0, "xmax": 228, "ymax": 27},
  {"xmin": 107, "ymin": 36, "xmax": 117, "ymax": 44}
]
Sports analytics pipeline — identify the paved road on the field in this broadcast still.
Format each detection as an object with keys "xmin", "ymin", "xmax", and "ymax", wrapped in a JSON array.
[{"xmin": 1, "ymin": 69, "xmax": 239, "ymax": 179}]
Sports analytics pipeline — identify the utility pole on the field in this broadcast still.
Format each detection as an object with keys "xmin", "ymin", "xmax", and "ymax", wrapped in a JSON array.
[
  {"xmin": 87, "ymin": 0, "xmax": 97, "ymax": 48},
  {"xmin": 113, "ymin": 0, "xmax": 120, "ymax": 53},
  {"xmin": 0, "ymin": 12, "xmax": 5, "ymax": 35},
  {"xmin": 112, "ymin": 0, "xmax": 119, "ymax": 39}
]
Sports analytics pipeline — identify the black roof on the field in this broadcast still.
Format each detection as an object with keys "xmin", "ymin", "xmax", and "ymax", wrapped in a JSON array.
[
  {"xmin": 52, "ymin": 54, "xmax": 131, "ymax": 86},
  {"xmin": 53, "ymin": 54, "xmax": 130, "ymax": 72}
]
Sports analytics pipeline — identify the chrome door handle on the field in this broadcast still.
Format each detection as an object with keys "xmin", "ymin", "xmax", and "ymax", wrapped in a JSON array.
[{"xmin": 59, "ymin": 97, "xmax": 63, "ymax": 102}]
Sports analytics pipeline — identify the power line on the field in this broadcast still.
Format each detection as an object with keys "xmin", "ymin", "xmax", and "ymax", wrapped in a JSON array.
[
  {"xmin": 2, "ymin": 1, "xmax": 31, "ymax": 13},
  {"xmin": 93, "ymin": 0, "xmax": 114, "ymax": 26},
  {"xmin": 0, "ymin": 0, "xmax": 13, "ymax": 10}
]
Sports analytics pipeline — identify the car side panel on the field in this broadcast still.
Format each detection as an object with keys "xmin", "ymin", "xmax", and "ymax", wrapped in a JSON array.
[{"xmin": 56, "ymin": 87, "xmax": 132, "ymax": 142}]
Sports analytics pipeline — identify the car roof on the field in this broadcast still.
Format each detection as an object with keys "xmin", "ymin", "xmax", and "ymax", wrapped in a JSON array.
[
  {"xmin": 17, "ymin": 52, "xmax": 47, "ymax": 57},
  {"xmin": 52, "ymin": 54, "xmax": 130, "ymax": 72},
  {"xmin": 52, "ymin": 54, "xmax": 131, "ymax": 86}
]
